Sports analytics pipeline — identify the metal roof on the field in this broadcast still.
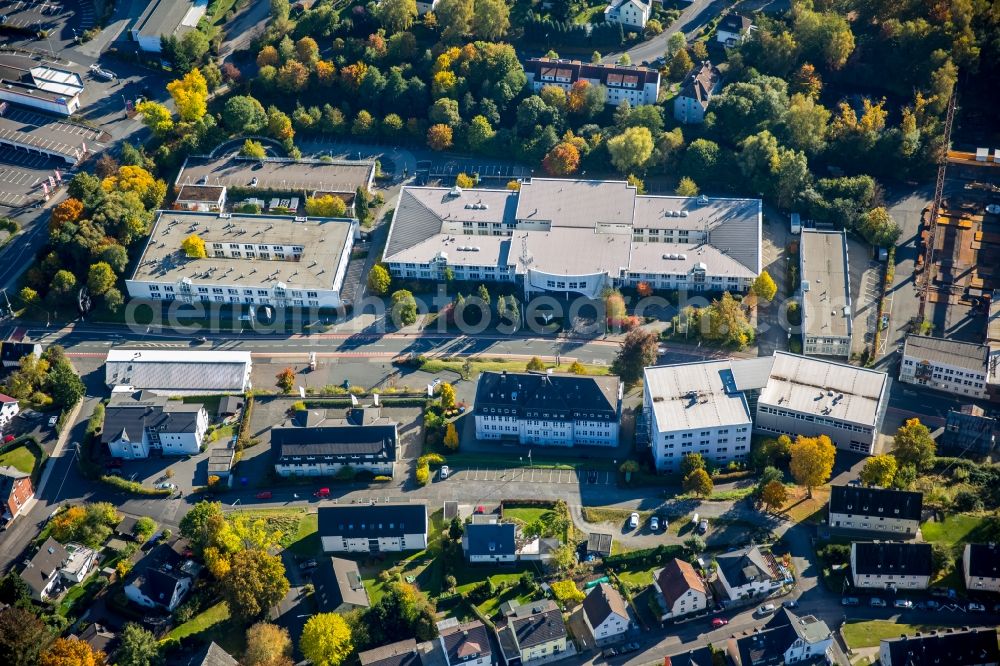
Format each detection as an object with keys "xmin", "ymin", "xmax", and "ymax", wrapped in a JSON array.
[
  {"xmin": 800, "ymin": 230, "xmax": 852, "ymax": 339},
  {"xmin": 903, "ymin": 335, "xmax": 990, "ymax": 373},
  {"xmin": 132, "ymin": 0, "xmax": 205, "ymax": 41},
  {"xmin": 105, "ymin": 349, "xmax": 251, "ymax": 392},
  {"xmin": 177, "ymin": 155, "xmax": 375, "ymax": 194},
  {"xmin": 643, "ymin": 361, "xmax": 754, "ymax": 431}
]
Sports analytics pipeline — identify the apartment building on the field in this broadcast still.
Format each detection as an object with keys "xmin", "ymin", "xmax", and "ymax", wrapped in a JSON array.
[
  {"xmin": 963, "ymin": 543, "xmax": 1000, "ymax": 593},
  {"xmin": 653, "ymin": 558, "xmax": 708, "ymax": 621},
  {"xmin": 880, "ymin": 627, "xmax": 1000, "ymax": 666},
  {"xmin": 673, "ymin": 61, "xmax": 722, "ymax": 125},
  {"xmin": 273, "ymin": 407, "xmax": 397, "ymax": 478},
  {"xmin": 102, "ymin": 392, "xmax": 209, "ymax": 459},
  {"xmin": 799, "ymin": 230, "xmax": 852, "ymax": 357},
  {"xmin": 727, "ymin": 609, "xmax": 833, "ymax": 666},
  {"xmin": 943, "ymin": 405, "xmax": 998, "ymax": 454},
  {"xmin": 318, "ymin": 503, "xmax": 428, "ymax": 553},
  {"xmin": 828, "ymin": 485, "xmax": 923, "ymax": 537},
  {"xmin": 604, "ymin": 0, "xmax": 650, "ymax": 31},
  {"xmin": 439, "ymin": 620, "xmax": 493, "ymax": 666},
  {"xmin": 900, "ymin": 335, "xmax": 994, "ymax": 398},
  {"xmin": 496, "ymin": 600, "xmax": 568, "ymax": 665},
  {"xmin": 524, "ymin": 58, "xmax": 660, "ymax": 107},
  {"xmin": 850, "ymin": 541, "xmax": 932, "ymax": 590}
]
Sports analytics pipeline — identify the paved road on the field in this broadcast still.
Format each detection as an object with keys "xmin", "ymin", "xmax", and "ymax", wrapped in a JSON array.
[{"xmin": 606, "ymin": 0, "xmax": 720, "ymax": 65}]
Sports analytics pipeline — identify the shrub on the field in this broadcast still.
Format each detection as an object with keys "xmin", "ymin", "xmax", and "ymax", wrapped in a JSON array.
[
  {"xmin": 550, "ymin": 580, "xmax": 585, "ymax": 606},
  {"xmin": 373, "ymin": 475, "xmax": 392, "ymax": 482},
  {"xmin": 415, "ymin": 464, "xmax": 430, "ymax": 485},
  {"xmin": 101, "ymin": 475, "xmax": 170, "ymax": 496}
]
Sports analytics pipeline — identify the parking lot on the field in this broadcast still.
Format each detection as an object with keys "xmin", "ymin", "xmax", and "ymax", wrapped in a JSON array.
[
  {"xmin": 0, "ymin": 145, "xmax": 64, "ymax": 207},
  {"xmin": 0, "ymin": 0, "xmax": 96, "ymax": 52}
]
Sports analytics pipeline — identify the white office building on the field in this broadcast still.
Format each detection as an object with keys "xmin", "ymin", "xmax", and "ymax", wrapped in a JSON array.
[{"xmin": 900, "ymin": 335, "xmax": 995, "ymax": 398}]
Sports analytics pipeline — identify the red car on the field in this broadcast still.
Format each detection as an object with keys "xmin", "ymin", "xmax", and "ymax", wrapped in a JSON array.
[
  {"xmin": 3, "ymin": 434, "xmax": 14, "ymax": 443},
  {"xmin": 255, "ymin": 491, "xmax": 273, "ymax": 499},
  {"xmin": 314, "ymin": 487, "xmax": 330, "ymax": 498},
  {"xmin": 711, "ymin": 618, "xmax": 729, "ymax": 628}
]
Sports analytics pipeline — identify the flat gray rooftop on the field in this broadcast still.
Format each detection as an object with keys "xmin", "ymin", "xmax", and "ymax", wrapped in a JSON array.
[
  {"xmin": 131, "ymin": 211, "xmax": 354, "ymax": 291},
  {"xmin": 0, "ymin": 106, "xmax": 105, "ymax": 163},
  {"xmin": 800, "ymin": 230, "xmax": 851, "ymax": 339},
  {"xmin": 178, "ymin": 156, "xmax": 375, "ymax": 195}
]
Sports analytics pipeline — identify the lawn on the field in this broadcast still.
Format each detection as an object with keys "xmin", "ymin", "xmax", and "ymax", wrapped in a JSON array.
[
  {"xmin": 503, "ymin": 504, "xmax": 554, "ymax": 525},
  {"xmin": 573, "ymin": 3, "xmax": 606, "ymax": 24},
  {"xmin": 921, "ymin": 514, "xmax": 994, "ymax": 545},
  {"xmin": 166, "ymin": 601, "xmax": 230, "ymax": 642},
  {"xmin": 182, "ymin": 394, "xmax": 223, "ymax": 416},
  {"xmin": 581, "ymin": 506, "xmax": 652, "ymax": 525},
  {"xmin": 841, "ymin": 620, "xmax": 991, "ymax": 649},
  {"xmin": 164, "ymin": 600, "xmax": 246, "ymax": 655},
  {"xmin": 287, "ymin": 511, "xmax": 319, "ymax": 557},
  {"xmin": 617, "ymin": 568, "xmax": 657, "ymax": 586},
  {"xmin": 783, "ymin": 485, "xmax": 831, "ymax": 524},
  {"xmin": 0, "ymin": 444, "xmax": 38, "ymax": 475},
  {"xmin": 227, "ymin": 508, "xmax": 309, "ymax": 549},
  {"xmin": 418, "ymin": 357, "xmax": 610, "ymax": 377}
]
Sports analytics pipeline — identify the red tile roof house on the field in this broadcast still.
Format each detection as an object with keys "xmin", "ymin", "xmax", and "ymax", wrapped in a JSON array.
[{"xmin": 0, "ymin": 464, "xmax": 33, "ymax": 527}]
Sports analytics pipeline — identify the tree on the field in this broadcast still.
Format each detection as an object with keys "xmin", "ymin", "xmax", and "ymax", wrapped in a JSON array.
[
  {"xmin": 182, "ymin": 234, "xmax": 207, "ymax": 258},
  {"xmin": 86, "ymin": 262, "xmax": 115, "ymax": 295},
  {"xmin": 682, "ymin": 139, "xmax": 720, "ymax": 183},
  {"xmin": 568, "ymin": 360, "xmax": 586, "ymax": 374},
  {"xmin": 39, "ymin": 637, "xmax": 105, "ymax": 666},
  {"xmin": 666, "ymin": 31, "xmax": 686, "ymax": 57},
  {"xmin": 859, "ymin": 454, "xmax": 897, "ymax": 488},
  {"xmin": 704, "ymin": 292, "xmax": 754, "ymax": 348},
  {"xmin": 784, "ymin": 93, "xmax": 829, "ymax": 156},
  {"xmin": 857, "ymin": 207, "xmax": 901, "ymax": 247},
  {"xmin": 379, "ymin": 0, "xmax": 417, "ymax": 33},
  {"xmin": 472, "ymin": 0, "xmax": 509, "ymax": 40},
  {"xmin": 439, "ymin": 382, "xmax": 456, "ymax": 410},
  {"xmin": 101, "ymin": 165, "xmax": 165, "ymax": 210},
  {"xmin": 752, "ymin": 271, "xmax": 777, "ymax": 302},
  {"xmin": 526, "ymin": 356, "xmax": 546, "ymax": 371},
  {"xmin": 166, "ymin": 68, "xmax": 208, "ymax": 122},
  {"xmin": 465, "ymin": 115, "xmax": 495, "ymax": 151},
  {"xmin": 676, "ymin": 177, "xmax": 699, "ymax": 196},
  {"xmin": 892, "ymin": 418, "xmax": 936, "ymax": 470},
  {"xmin": 241, "ymin": 139, "xmax": 268, "ymax": 159},
  {"xmin": 244, "ymin": 623, "xmax": 293, "ymax": 666},
  {"xmin": 135, "ymin": 101, "xmax": 174, "ymax": 136},
  {"xmin": 793, "ymin": 8, "xmax": 854, "ymax": 70},
  {"xmin": 789, "ymin": 434, "xmax": 836, "ymax": 497},
  {"xmin": 619, "ymin": 459, "xmax": 639, "ymax": 483},
  {"xmin": 476, "ymin": 283, "xmax": 490, "ymax": 307},
  {"xmin": 612, "ymin": 328, "xmax": 658, "ymax": 383},
  {"xmin": 18, "ymin": 286, "xmax": 38, "ymax": 306},
  {"xmin": 607, "ymin": 126, "xmax": 654, "ymax": 173},
  {"xmin": 683, "ymin": 468, "xmax": 714, "ymax": 497},
  {"xmin": 305, "ymin": 195, "xmax": 347, "ymax": 217},
  {"xmin": 455, "ymin": 173, "xmax": 475, "ymax": 189},
  {"xmin": 133, "ymin": 516, "xmax": 157, "ymax": 542},
  {"xmin": 760, "ymin": 480, "xmax": 789, "ymax": 513},
  {"xmin": 893, "ymin": 463, "xmax": 917, "ymax": 490},
  {"xmin": 50, "ymin": 198, "xmax": 84, "ymax": 228},
  {"xmin": 300, "ymin": 613, "xmax": 353, "ymax": 666},
  {"xmin": 427, "ymin": 124, "xmax": 453, "ymax": 151},
  {"xmin": 267, "ymin": 106, "xmax": 294, "ymax": 142},
  {"xmin": 684, "ymin": 535, "xmax": 706, "ymax": 553},
  {"xmin": 179, "ymin": 501, "xmax": 225, "ymax": 553},
  {"xmin": 669, "ymin": 48, "xmax": 693, "ymax": 81},
  {"xmin": 367, "ymin": 265, "xmax": 391, "ymax": 295},
  {"xmin": 276, "ymin": 368, "xmax": 295, "ymax": 393},
  {"xmin": 48, "ymin": 360, "xmax": 84, "ymax": 408},
  {"xmin": 115, "ymin": 623, "xmax": 160, "ymax": 666},
  {"xmin": 221, "ymin": 549, "xmax": 290, "ymax": 621},
  {"xmin": 0, "ymin": 606, "xmax": 52, "ymax": 666},
  {"xmin": 436, "ymin": 0, "xmax": 473, "ymax": 42},
  {"xmin": 680, "ymin": 453, "xmax": 705, "ymax": 478},
  {"xmin": 443, "ymin": 423, "xmax": 459, "ymax": 450},
  {"xmin": 542, "ymin": 142, "xmax": 581, "ymax": 176},
  {"xmin": 223, "ymin": 95, "xmax": 268, "ymax": 133},
  {"xmin": 391, "ymin": 290, "xmax": 418, "ymax": 327}
]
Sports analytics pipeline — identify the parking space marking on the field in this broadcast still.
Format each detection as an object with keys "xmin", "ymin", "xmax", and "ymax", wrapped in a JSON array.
[{"xmin": 449, "ymin": 467, "xmax": 613, "ymax": 485}]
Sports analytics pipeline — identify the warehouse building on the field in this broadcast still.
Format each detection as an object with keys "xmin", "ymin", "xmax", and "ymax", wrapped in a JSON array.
[
  {"xmin": 799, "ymin": 230, "xmax": 852, "ymax": 358},
  {"xmin": 130, "ymin": 0, "xmax": 207, "ymax": 53},
  {"xmin": 0, "ymin": 56, "xmax": 84, "ymax": 116},
  {"xmin": 105, "ymin": 349, "xmax": 252, "ymax": 395}
]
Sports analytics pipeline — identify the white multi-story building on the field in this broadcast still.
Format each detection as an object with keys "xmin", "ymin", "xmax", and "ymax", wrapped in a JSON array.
[
  {"xmin": 800, "ymin": 230, "xmax": 852, "ymax": 357},
  {"xmin": 319, "ymin": 504, "xmax": 428, "ymax": 553},
  {"xmin": 728, "ymin": 609, "xmax": 833, "ymax": 666},
  {"xmin": 850, "ymin": 541, "xmax": 932, "ymax": 590},
  {"xmin": 127, "ymin": 211, "xmax": 357, "ymax": 309},
  {"xmin": 716, "ymin": 13, "xmax": 753, "ymax": 45},
  {"xmin": 581, "ymin": 583, "xmax": 629, "ymax": 643},
  {"xmin": 653, "ymin": 558, "xmax": 708, "ymax": 620},
  {"xmin": 273, "ymin": 407, "xmax": 397, "ymax": 478},
  {"xmin": 474, "ymin": 371, "xmax": 622, "ymax": 447},
  {"xmin": 900, "ymin": 335, "xmax": 995, "ymax": 398},
  {"xmin": 643, "ymin": 361, "xmax": 754, "ymax": 472},
  {"xmin": 880, "ymin": 627, "xmax": 1000, "ymax": 666},
  {"xmin": 524, "ymin": 58, "xmax": 661, "ymax": 107},
  {"xmin": 102, "ymin": 392, "xmax": 209, "ymax": 459},
  {"xmin": 963, "ymin": 543, "xmax": 1000, "ymax": 593},
  {"xmin": 384, "ymin": 180, "xmax": 762, "ymax": 300},
  {"xmin": 828, "ymin": 485, "xmax": 923, "ymax": 537},
  {"xmin": 674, "ymin": 61, "xmax": 722, "ymax": 125},
  {"xmin": 604, "ymin": 0, "xmax": 650, "ymax": 31},
  {"xmin": 715, "ymin": 545, "xmax": 784, "ymax": 602}
]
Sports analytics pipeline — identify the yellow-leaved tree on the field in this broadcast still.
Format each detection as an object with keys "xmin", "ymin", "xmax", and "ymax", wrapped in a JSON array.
[
  {"xmin": 305, "ymin": 195, "xmax": 347, "ymax": 217},
  {"xmin": 182, "ymin": 234, "xmax": 207, "ymax": 258},
  {"xmin": 789, "ymin": 434, "xmax": 836, "ymax": 498},
  {"xmin": 300, "ymin": 613, "xmax": 353, "ymax": 666},
  {"xmin": 167, "ymin": 68, "xmax": 208, "ymax": 122}
]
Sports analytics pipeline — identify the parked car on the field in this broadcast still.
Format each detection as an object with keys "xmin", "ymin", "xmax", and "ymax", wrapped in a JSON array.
[
  {"xmin": 841, "ymin": 597, "xmax": 860, "ymax": 606},
  {"xmin": 2, "ymin": 434, "xmax": 13, "ymax": 444},
  {"xmin": 967, "ymin": 602, "xmax": 986, "ymax": 612},
  {"xmin": 697, "ymin": 519, "xmax": 709, "ymax": 534},
  {"xmin": 757, "ymin": 604, "xmax": 775, "ymax": 615},
  {"xmin": 894, "ymin": 599, "xmax": 913, "ymax": 609},
  {"xmin": 602, "ymin": 648, "xmax": 618, "ymax": 659},
  {"xmin": 155, "ymin": 482, "xmax": 177, "ymax": 491},
  {"xmin": 628, "ymin": 512, "xmax": 640, "ymax": 529},
  {"xmin": 650, "ymin": 516, "xmax": 660, "ymax": 531},
  {"xmin": 711, "ymin": 617, "xmax": 729, "ymax": 628},
  {"xmin": 439, "ymin": 465, "xmax": 450, "ymax": 480},
  {"xmin": 870, "ymin": 598, "xmax": 886, "ymax": 608},
  {"xmin": 48, "ymin": 415, "xmax": 58, "ymax": 427},
  {"xmin": 299, "ymin": 559, "xmax": 318, "ymax": 570},
  {"xmin": 255, "ymin": 491, "xmax": 273, "ymax": 499},
  {"xmin": 314, "ymin": 487, "xmax": 331, "ymax": 498},
  {"xmin": 619, "ymin": 643, "xmax": 640, "ymax": 655},
  {"xmin": 782, "ymin": 600, "xmax": 798, "ymax": 609}
]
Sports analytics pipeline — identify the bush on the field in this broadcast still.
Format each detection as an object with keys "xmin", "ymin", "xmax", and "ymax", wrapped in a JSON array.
[
  {"xmin": 100, "ymin": 475, "xmax": 170, "ymax": 496},
  {"xmin": 953, "ymin": 489, "xmax": 984, "ymax": 512},
  {"xmin": 415, "ymin": 464, "xmax": 430, "ymax": 486},
  {"xmin": 550, "ymin": 580, "xmax": 585, "ymax": 606},
  {"xmin": 373, "ymin": 475, "xmax": 392, "ymax": 482}
]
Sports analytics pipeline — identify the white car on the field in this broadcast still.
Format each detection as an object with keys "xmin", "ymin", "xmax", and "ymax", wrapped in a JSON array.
[
  {"xmin": 155, "ymin": 482, "xmax": 177, "ymax": 491},
  {"xmin": 48, "ymin": 415, "xmax": 58, "ymax": 427},
  {"xmin": 650, "ymin": 516, "xmax": 660, "ymax": 531},
  {"xmin": 439, "ymin": 465, "xmax": 450, "ymax": 480},
  {"xmin": 628, "ymin": 512, "xmax": 640, "ymax": 529}
]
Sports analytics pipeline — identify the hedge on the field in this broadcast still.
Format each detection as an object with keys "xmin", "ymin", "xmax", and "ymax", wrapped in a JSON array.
[
  {"xmin": 604, "ymin": 544, "xmax": 685, "ymax": 569},
  {"xmin": 236, "ymin": 392, "xmax": 255, "ymax": 448},
  {"xmin": 100, "ymin": 475, "xmax": 171, "ymax": 496}
]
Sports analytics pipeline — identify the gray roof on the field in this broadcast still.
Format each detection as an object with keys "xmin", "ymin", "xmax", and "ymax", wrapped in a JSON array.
[
  {"xmin": 137, "ymin": 567, "xmax": 189, "ymax": 607},
  {"xmin": 582, "ymin": 582, "xmax": 628, "ymax": 627},
  {"xmin": 965, "ymin": 543, "xmax": 1000, "ymax": 579},
  {"xmin": 313, "ymin": 557, "xmax": 370, "ymax": 611},
  {"xmin": 716, "ymin": 545, "xmax": 779, "ymax": 588},
  {"xmin": 102, "ymin": 393, "xmax": 204, "ymax": 445},
  {"xmin": 729, "ymin": 356, "xmax": 776, "ymax": 391},
  {"xmin": 829, "ymin": 485, "xmax": 922, "ymax": 521},
  {"xmin": 188, "ymin": 642, "xmax": 238, "ymax": 666},
  {"xmin": 273, "ymin": 408, "xmax": 397, "ymax": 463},
  {"xmin": 440, "ymin": 621, "xmax": 491, "ymax": 664},
  {"xmin": 587, "ymin": 532, "xmax": 613, "ymax": 555},
  {"xmin": 129, "ymin": 210, "xmax": 354, "ymax": 293},
  {"xmin": 359, "ymin": 639, "xmax": 420, "ymax": 666},
  {"xmin": 800, "ymin": 230, "xmax": 852, "ymax": 339},
  {"xmin": 511, "ymin": 603, "xmax": 566, "ymax": 648},
  {"xmin": 903, "ymin": 335, "xmax": 990, "ymax": 373},
  {"xmin": 644, "ymin": 361, "xmax": 754, "ymax": 432},
  {"xmin": 882, "ymin": 627, "xmax": 1000, "ymax": 666},
  {"xmin": 105, "ymin": 349, "xmax": 251, "ymax": 392},
  {"xmin": 132, "ymin": 0, "xmax": 202, "ymax": 42},
  {"xmin": 217, "ymin": 396, "xmax": 244, "ymax": 415},
  {"xmin": 318, "ymin": 503, "xmax": 427, "ymax": 538},
  {"xmin": 678, "ymin": 61, "xmax": 721, "ymax": 108},
  {"xmin": 475, "ymin": 371, "xmax": 620, "ymax": 422},
  {"xmin": 851, "ymin": 541, "xmax": 932, "ymax": 576},
  {"xmin": 178, "ymin": 155, "xmax": 375, "ymax": 195},
  {"xmin": 464, "ymin": 523, "xmax": 516, "ymax": 557},
  {"xmin": 20, "ymin": 537, "xmax": 67, "ymax": 595}
]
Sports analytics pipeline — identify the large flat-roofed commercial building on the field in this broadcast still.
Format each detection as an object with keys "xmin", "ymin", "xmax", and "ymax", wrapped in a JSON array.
[
  {"xmin": 130, "ymin": 0, "xmax": 207, "ymax": 53},
  {"xmin": 756, "ymin": 352, "xmax": 889, "ymax": 454},
  {"xmin": 524, "ymin": 58, "xmax": 660, "ymax": 107},
  {"xmin": 0, "ymin": 56, "xmax": 84, "ymax": 115},
  {"xmin": 899, "ymin": 335, "xmax": 995, "ymax": 398},
  {"xmin": 384, "ymin": 179, "xmax": 761, "ymax": 299},
  {"xmin": 643, "ymin": 361, "xmax": 753, "ymax": 472},
  {"xmin": 644, "ymin": 352, "xmax": 890, "ymax": 463},
  {"xmin": 126, "ymin": 211, "xmax": 356, "ymax": 309},
  {"xmin": 799, "ymin": 230, "xmax": 852, "ymax": 357},
  {"xmin": 105, "ymin": 349, "xmax": 252, "ymax": 395}
]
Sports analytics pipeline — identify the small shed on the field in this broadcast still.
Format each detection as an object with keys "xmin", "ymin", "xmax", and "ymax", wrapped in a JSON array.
[
  {"xmin": 217, "ymin": 396, "xmax": 244, "ymax": 418},
  {"xmin": 207, "ymin": 446, "xmax": 236, "ymax": 480},
  {"xmin": 587, "ymin": 532, "xmax": 613, "ymax": 558}
]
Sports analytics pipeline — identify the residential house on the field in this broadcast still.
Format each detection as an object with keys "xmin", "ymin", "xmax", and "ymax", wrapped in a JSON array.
[
  {"xmin": 359, "ymin": 639, "xmax": 423, "ymax": 666},
  {"xmin": 102, "ymin": 391, "xmax": 209, "ymax": 459},
  {"xmin": 828, "ymin": 485, "xmax": 923, "ymax": 537},
  {"xmin": 19, "ymin": 537, "xmax": 97, "ymax": 601},
  {"xmin": 850, "ymin": 541, "xmax": 932, "ymax": 590},
  {"xmin": 662, "ymin": 648, "xmax": 715, "ymax": 666},
  {"xmin": 74, "ymin": 623, "xmax": 116, "ymax": 655},
  {"xmin": 0, "ymin": 393, "xmax": 19, "ymax": 430},
  {"xmin": 900, "ymin": 335, "xmax": 994, "ymax": 398},
  {"xmin": 463, "ymin": 523, "xmax": 517, "ymax": 563},
  {"xmin": 799, "ymin": 230, "xmax": 853, "ymax": 358},
  {"xmin": 727, "ymin": 608, "xmax": 833, "ymax": 666},
  {"xmin": 0, "ymin": 341, "xmax": 41, "ymax": 368},
  {"xmin": 414, "ymin": 0, "xmax": 438, "ymax": 14},
  {"xmin": 963, "ymin": 543, "xmax": 1000, "ymax": 593},
  {"xmin": 943, "ymin": 405, "xmax": 998, "ymax": 454},
  {"xmin": 174, "ymin": 184, "xmax": 227, "ymax": 212},
  {"xmin": 524, "ymin": 58, "xmax": 661, "ymax": 107},
  {"xmin": 516, "ymin": 536, "xmax": 560, "ymax": 562},
  {"xmin": 0, "ymin": 465, "xmax": 33, "ymax": 527},
  {"xmin": 125, "ymin": 566, "xmax": 193, "ymax": 612},
  {"xmin": 581, "ymin": 583, "xmax": 629, "ymax": 643},
  {"xmin": 104, "ymin": 349, "xmax": 253, "ymax": 395},
  {"xmin": 653, "ymin": 558, "xmax": 708, "ymax": 621},
  {"xmin": 715, "ymin": 545, "xmax": 784, "ymax": 602},
  {"xmin": 60, "ymin": 543, "xmax": 99, "ymax": 584},
  {"xmin": 604, "ymin": 0, "xmax": 650, "ymax": 31},
  {"xmin": 497, "ymin": 600, "xmax": 568, "ymax": 665},
  {"xmin": 313, "ymin": 556, "xmax": 371, "ymax": 613},
  {"xmin": 475, "ymin": 371, "xmax": 622, "ymax": 447},
  {"xmin": 716, "ymin": 13, "xmax": 753, "ymax": 45},
  {"xmin": 186, "ymin": 642, "xmax": 239, "ymax": 666},
  {"xmin": 273, "ymin": 407, "xmax": 398, "ymax": 478},
  {"xmin": 880, "ymin": 627, "xmax": 1000, "ymax": 666},
  {"xmin": 318, "ymin": 503, "xmax": 428, "ymax": 553},
  {"xmin": 673, "ymin": 61, "xmax": 722, "ymax": 125},
  {"xmin": 115, "ymin": 515, "xmax": 139, "ymax": 539},
  {"xmin": 439, "ymin": 619, "xmax": 493, "ymax": 666}
]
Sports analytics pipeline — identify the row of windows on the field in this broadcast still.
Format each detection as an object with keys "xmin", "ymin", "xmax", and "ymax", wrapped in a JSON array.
[
  {"xmin": 758, "ymin": 405, "xmax": 872, "ymax": 433},
  {"xmin": 545, "ymin": 280, "xmax": 587, "ymax": 290},
  {"xmin": 149, "ymin": 292, "xmax": 319, "ymax": 306},
  {"xmin": 148, "ymin": 285, "xmax": 316, "ymax": 297},
  {"xmin": 211, "ymin": 243, "xmax": 304, "ymax": 252}
]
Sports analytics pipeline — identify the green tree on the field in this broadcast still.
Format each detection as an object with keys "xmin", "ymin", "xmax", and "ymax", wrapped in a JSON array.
[
  {"xmin": 180, "ymin": 501, "xmax": 225, "ymax": 554},
  {"xmin": 682, "ymin": 139, "xmax": 720, "ymax": 183},
  {"xmin": 892, "ymin": 463, "xmax": 917, "ymax": 490},
  {"xmin": 669, "ymin": 48, "xmax": 693, "ymax": 81},
  {"xmin": 675, "ymin": 177, "xmax": 699, "ymax": 196},
  {"xmin": 276, "ymin": 367, "xmax": 295, "ymax": 393},
  {"xmin": 48, "ymin": 360, "xmax": 84, "ymax": 408},
  {"xmin": 790, "ymin": 434, "xmax": 836, "ymax": 497},
  {"xmin": 367, "ymin": 265, "xmax": 391, "ymax": 296},
  {"xmin": 240, "ymin": 139, "xmax": 268, "ymax": 160},
  {"xmin": 619, "ymin": 459, "xmax": 639, "ymax": 483},
  {"xmin": 391, "ymin": 290, "xmax": 418, "ymax": 327},
  {"xmin": 892, "ymin": 418, "xmax": 936, "ymax": 470},
  {"xmin": 680, "ymin": 452, "xmax": 706, "ymax": 478},
  {"xmin": 857, "ymin": 207, "xmax": 901, "ymax": 247},
  {"xmin": 378, "ymin": 0, "xmax": 417, "ymax": 33},
  {"xmin": 436, "ymin": 0, "xmax": 473, "ymax": 42},
  {"xmin": 133, "ymin": 516, "xmax": 157, "ymax": 542},
  {"xmin": 784, "ymin": 93, "xmax": 830, "ymax": 156},
  {"xmin": 221, "ymin": 550, "xmax": 290, "ymax": 621},
  {"xmin": 223, "ymin": 95, "xmax": 268, "ymax": 133},
  {"xmin": 607, "ymin": 126, "xmax": 654, "ymax": 173},
  {"xmin": 683, "ymin": 468, "xmax": 714, "ymax": 497},
  {"xmin": 0, "ymin": 606, "xmax": 53, "ymax": 666},
  {"xmin": 612, "ymin": 328, "xmax": 659, "ymax": 383},
  {"xmin": 684, "ymin": 535, "xmax": 706, "ymax": 553},
  {"xmin": 244, "ymin": 622, "xmax": 293, "ymax": 666},
  {"xmin": 472, "ymin": 0, "xmax": 510, "ymax": 39},
  {"xmin": 116, "ymin": 623, "xmax": 161, "ymax": 666},
  {"xmin": 466, "ymin": 115, "xmax": 495, "ymax": 151},
  {"xmin": 752, "ymin": 271, "xmax": 778, "ymax": 302},
  {"xmin": 476, "ymin": 283, "xmax": 490, "ymax": 307},
  {"xmin": 49, "ymin": 269, "xmax": 77, "ymax": 299},
  {"xmin": 86, "ymin": 262, "xmax": 115, "ymax": 295},
  {"xmin": 859, "ymin": 454, "xmax": 897, "ymax": 487}
]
